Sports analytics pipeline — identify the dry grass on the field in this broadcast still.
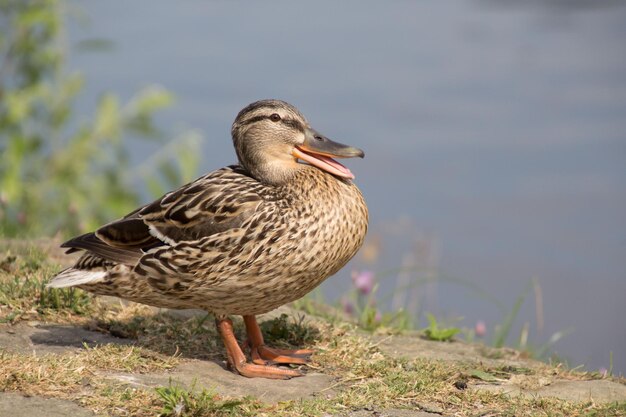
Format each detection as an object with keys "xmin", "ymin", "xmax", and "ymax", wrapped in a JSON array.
[
  {"xmin": 271, "ymin": 328, "xmax": 626, "ymax": 417},
  {"xmin": 0, "ymin": 345, "xmax": 177, "ymax": 395}
]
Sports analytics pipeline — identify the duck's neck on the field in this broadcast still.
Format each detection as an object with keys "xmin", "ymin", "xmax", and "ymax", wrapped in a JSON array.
[
  {"xmin": 277, "ymin": 165, "xmax": 353, "ymax": 197},
  {"xmin": 247, "ymin": 158, "xmax": 303, "ymax": 186}
]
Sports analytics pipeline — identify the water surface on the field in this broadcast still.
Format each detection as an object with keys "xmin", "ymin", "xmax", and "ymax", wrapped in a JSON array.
[{"xmin": 69, "ymin": 0, "xmax": 626, "ymax": 373}]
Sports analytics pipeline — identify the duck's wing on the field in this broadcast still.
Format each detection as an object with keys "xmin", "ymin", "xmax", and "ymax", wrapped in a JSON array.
[
  {"xmin": 135, "ymin": 166, "xmax": 263, "ymax": 245},
  {"xmin": 61, "ymin": 166, "xmax": 263, "ymax": 266}
]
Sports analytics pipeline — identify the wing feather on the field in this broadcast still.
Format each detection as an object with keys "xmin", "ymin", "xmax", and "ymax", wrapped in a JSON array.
[
  {"xmin": 60, "ymin": 165, "xmax": 263, "ymax": 268},
  {"xmin": 61, "ymin": 232, "xmax": 143, "ymax": 265},
  {"xmin": 138, "ymin": 166, "xmax": 262, "ymax": 244}
]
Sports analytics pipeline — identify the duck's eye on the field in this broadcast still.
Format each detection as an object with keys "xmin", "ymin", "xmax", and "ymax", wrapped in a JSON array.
[{"xmin": 269, "ymin": 113, "xmax": 281, "ymax": 122}]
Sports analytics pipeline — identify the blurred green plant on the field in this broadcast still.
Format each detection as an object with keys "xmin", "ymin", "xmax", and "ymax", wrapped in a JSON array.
[
  {"xmin": 492, "ymin": 279, "xmax": 532, "ymax": 348},
  {"xmin": 0, "ymin": 0, "xmax": 201, "ymax": 238},
  {"xmin": 294, "ymin": 265, "xmax": 575, "ymax": 364},
  {"xmin": 336, "ymin": 270, "xmax": 413, "ymax": 332},
  {"xmin": 422, "ymin": 313, "xmax": 460, "ymax": 342},
  {"xmin": 490, "ymin": 278, "xmax": 573, "ymax": 362}
]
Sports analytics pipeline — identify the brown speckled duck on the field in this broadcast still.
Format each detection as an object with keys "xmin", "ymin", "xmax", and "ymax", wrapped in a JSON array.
[{"xmin": 48, "ymin": 99, "xmax": 368, "ymax": 379}]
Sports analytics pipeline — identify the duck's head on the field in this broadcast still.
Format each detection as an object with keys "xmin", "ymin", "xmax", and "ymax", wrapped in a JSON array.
[{"xmin": 231, "ymin": 99, "xmax": 364, "ymax": 185}]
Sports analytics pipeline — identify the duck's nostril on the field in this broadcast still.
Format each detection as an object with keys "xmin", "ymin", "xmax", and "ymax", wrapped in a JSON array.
[{"xmin": 314, "ymin": 135, "xmax": 324, "ymax": 141}]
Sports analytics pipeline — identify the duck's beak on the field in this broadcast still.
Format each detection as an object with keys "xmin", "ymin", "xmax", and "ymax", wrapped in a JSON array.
[{"xmin": 292, "ymin": 127, "xmax": 364, "ymax": 179}]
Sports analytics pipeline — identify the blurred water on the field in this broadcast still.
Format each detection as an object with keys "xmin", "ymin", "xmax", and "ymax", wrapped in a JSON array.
[{"xmin": 68, "ymin": 1, "xmax": 626, "ymax": 373}]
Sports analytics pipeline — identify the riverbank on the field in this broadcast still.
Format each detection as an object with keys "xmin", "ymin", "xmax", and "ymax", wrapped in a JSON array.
[{"xmin": 0, "ymin": 241, "xmax": 624, "ymax": 416}]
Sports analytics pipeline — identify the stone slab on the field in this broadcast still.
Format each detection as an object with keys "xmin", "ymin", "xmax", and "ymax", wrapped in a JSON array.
[
  {"xmin": 372, "ymin": 334, "xmax": 536, "ymax": 370},
  {"xmin": 344, "ymin": 409, "xmax": 442, "ymax": 417},
  {"xmin": 0, "ymin": 392, "xmax": 94, "ymax": 417},
  {"xmin": 103, "ymin": 359, "xmax": 337, "ymax": 404},
  {"xmin": 0, "ymin": 322, "xmax": 129, "ymax": 356},
  {"xmin": 473, "ymin": 378, "xmax": 626, "ymax": 404}
]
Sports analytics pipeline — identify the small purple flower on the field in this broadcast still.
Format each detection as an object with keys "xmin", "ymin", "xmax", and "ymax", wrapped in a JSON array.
[
  {"xmin": 352, "ymin": 270, "xmax": 375, "ymax": 295},
  {"xmin": 374, "ymin": 311, "xmax": 382, "ymax": 323},
  {"xmin": 475, "ymin": 320, "xmax": 487, "ymax": 337},
  {"xmin": 599, "ymin": 368, "xmax": 608, "ymax": 378},
  {"xmin": 341, "ymin": 298, "xmax": 354, "ymax": 315}
]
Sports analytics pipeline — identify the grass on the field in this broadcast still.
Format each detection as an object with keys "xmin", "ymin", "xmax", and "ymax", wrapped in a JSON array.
[
  {"xmin": 89, "ymin": 306, "xmax": 224, "ymax": 361},
  {"xmin": 156, "ymin": 382, "xmax": 260, "ymax": 417},
  {"xmin": 0, "ymin": 249, "xmax": 94, "ymax": 323},
  {"xmin": 422, "ymin": 313, "xmax": 460, "ymax": 342},
  {"xmin": 296, "ymin": 269, "xmax": 580, "ymax": 370},
  {"xmin": 0, "ymin": 243, "xmax": 624, "ymax": 416},
  {"xmin": 259, "ymin": 313, "xmax": 320, "ymax": 348},
  {"xmin": 0, "ymin": 345, "xmax": 177, "ymax": 403}
]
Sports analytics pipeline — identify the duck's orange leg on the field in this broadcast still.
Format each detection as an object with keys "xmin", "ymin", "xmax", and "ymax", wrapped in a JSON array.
[
  {"xmin": 243, "ymin": 315, "xmax": 314, "ymax": 365},
  {"xmin": 215, "ymin": 317, "xmax": 302, "ymax": 379}
]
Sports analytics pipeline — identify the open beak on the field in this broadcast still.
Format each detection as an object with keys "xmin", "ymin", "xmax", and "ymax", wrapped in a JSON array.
[{"xmin": 292, "ymin": 127, "xmax": 364, "ymax": 179}]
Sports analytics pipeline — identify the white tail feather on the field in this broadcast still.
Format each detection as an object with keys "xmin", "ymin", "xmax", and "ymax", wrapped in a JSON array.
[{"xmin": 47, "ymin": 269, "xmax": 106, "ymax": 288}]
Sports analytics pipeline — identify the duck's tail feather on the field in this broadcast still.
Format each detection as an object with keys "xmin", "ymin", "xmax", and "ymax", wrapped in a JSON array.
[{"xmin": 47, "ymin": 268, "xmax": 106, "ymax": 288}]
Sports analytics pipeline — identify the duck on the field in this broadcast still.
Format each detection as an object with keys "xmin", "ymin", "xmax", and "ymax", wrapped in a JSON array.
[{"xmin": 48, "ymin": 99, "xmax": 368, "ymax": 379}]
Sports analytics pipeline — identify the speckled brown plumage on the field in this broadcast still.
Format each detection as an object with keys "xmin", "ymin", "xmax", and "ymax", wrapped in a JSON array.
[{"xmin": 49, "ymin": 99, "xmax": 368, "ymax": 378}]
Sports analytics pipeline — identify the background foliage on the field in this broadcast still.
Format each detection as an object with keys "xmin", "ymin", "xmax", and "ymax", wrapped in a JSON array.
[{"xmin": 0, "ymin": 0, "xmax": 201, "ymax": 238}]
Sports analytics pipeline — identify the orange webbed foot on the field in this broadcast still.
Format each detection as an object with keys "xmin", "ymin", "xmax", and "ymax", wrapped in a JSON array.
[
  {"xmin": 216, "ymin": 316, "xmax": 306, "ymax": 379},
  {"xmin": 243, "ymin": 315, "xmax": 314, "ymax": 366},
  {"xmin": 250, "ymin": 344, "xmax": 312, "ymax": 365},
  {"xmin": 230, "ymin": 359, "xmax": 303, "ymax": 379}
]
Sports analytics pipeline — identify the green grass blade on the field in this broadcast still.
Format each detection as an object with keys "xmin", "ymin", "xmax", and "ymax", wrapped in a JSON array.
[{"xmin": 492, "ymin": 280, "xmax": 532, "ymax": 348}]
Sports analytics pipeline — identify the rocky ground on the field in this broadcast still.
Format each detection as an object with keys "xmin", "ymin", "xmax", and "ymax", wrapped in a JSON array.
[
  {"xmin": 1, "ymin": 304, "xmax": 625, "ymax": 416},
  {"xmin": 0, "ymin": 240, "xmax": 624, "ymax": 416}
]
